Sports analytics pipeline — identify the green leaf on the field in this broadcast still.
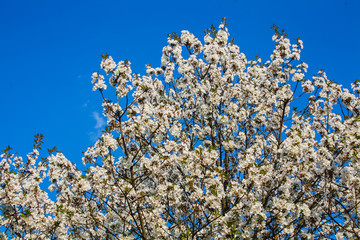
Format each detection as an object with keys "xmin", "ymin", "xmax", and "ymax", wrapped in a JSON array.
[
  {"xmin": 124, "ymin": 186, "xmax": 132, "ymax": 194},
  {"xmin": 210, "ymin": 188, "xmax": 217, "ymax": 196},
  {"xmin": 100, "ymin": 53, "xmax": 109, "ymax": 59},
  {"xmin": 22, "ymin": 209, "xmax": 31, "ymax": 218}
]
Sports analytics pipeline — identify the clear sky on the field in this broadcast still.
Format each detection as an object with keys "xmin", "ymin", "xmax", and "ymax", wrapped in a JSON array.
[{"xmin": 0, "ymin": 0, "xmax": 359, "ymax": 168}]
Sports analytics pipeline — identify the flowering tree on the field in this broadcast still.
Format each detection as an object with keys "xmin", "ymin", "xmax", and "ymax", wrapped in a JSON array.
[{"xmin": 1, "ymin": 20, "xmax": 360, "ymax": 239}]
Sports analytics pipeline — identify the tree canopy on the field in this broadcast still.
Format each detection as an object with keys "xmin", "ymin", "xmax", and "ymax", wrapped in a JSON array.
[{"xmin": 1, "ymin": 20, "xmax": 360, "ymax": 239}]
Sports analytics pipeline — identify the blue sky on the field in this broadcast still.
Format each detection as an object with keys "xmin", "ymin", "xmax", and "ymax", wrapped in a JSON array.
[{"xmin": 0, "ymin": 0, "xmax": 359, "ymax": 168}]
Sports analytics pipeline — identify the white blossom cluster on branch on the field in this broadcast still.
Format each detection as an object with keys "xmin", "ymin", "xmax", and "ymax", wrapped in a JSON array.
[{"xmin": 1, "ymin": 20, "xmax": 360, "ymax": 239}]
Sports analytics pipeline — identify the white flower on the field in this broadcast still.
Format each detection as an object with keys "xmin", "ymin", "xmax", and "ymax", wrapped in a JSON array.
[
  {"xmin": 91, "ymin": 72, "xmax": 107, "ymax": 91},
  {"xmin": 101, "ymin": 56, "xmax": 116, "ymax": 73},
  {"xmin": 302, "ymin": 80, "xmax": 314, "ymax": 92}
]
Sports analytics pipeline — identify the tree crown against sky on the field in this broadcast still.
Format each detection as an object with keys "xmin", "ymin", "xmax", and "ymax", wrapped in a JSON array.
[{"xmin": 1, "ymin": 20, "xmax": 360, "ymax": 239}]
